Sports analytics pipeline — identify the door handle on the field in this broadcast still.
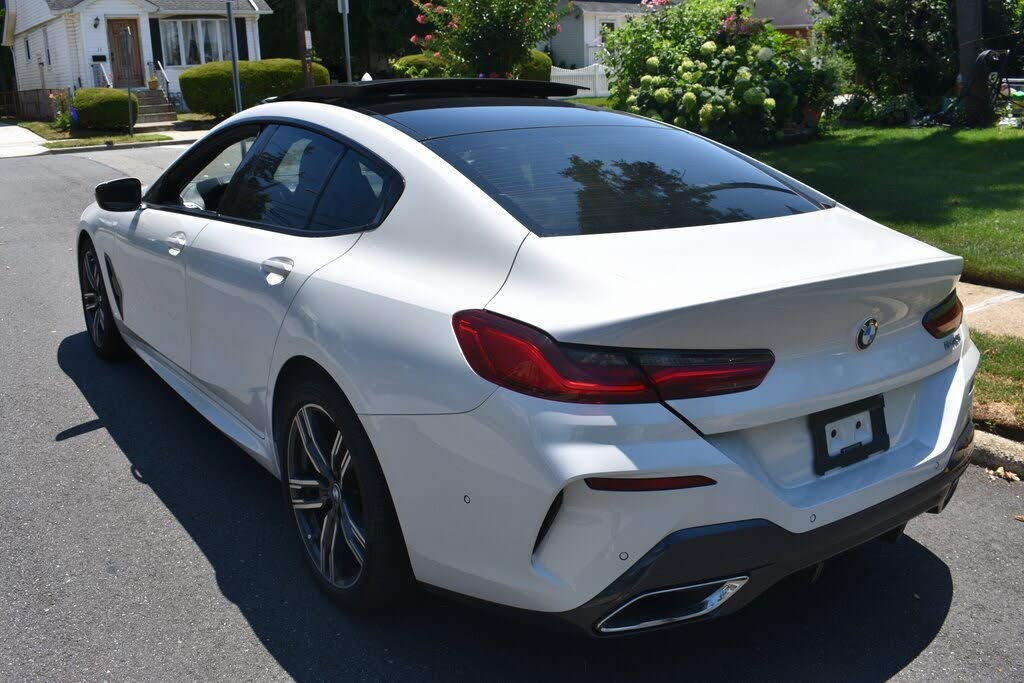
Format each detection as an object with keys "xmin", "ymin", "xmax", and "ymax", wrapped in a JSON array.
[
  {"xmin": 165, "ymin": 232, "xmax": 187, "ymax": 256},
  {"xmin": 260, "ymin": 257, "xmax": 294, "ymax": 285}
]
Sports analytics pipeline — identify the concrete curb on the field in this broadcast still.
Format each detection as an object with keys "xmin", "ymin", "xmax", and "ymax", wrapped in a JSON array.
[
  {"xmin": 44, "ymin": 137, "xmax": 200, "ymax": 155},
  {"xmin": 972, "ymin": 429, "xmax": 1024, "ymax": 475}
]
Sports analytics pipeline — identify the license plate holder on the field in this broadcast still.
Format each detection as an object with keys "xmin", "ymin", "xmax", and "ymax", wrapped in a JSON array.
[{"xmin": 809, "ymin": 395, "xmax": 890, "ymax": 475}]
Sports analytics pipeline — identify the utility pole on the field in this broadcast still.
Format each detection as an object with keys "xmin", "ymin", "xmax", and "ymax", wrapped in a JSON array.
[
  {"xmin": 296, "ymin": 0, "xmax": 314, "ymax": 88},
  {"xmin": 226, "ymin": 2, "xmax": 243, "ymax": 113}
]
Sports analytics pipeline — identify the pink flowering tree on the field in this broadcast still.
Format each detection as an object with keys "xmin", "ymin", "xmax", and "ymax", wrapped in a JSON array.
[{"xmin": 409, "ymin": 0, "xmax": 565, "ymax": 77}]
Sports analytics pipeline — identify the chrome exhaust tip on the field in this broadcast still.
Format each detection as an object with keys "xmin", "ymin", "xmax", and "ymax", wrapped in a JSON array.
[{"xmin": 595, "ymin": 576, "xmax": 748, "ymax": 634}]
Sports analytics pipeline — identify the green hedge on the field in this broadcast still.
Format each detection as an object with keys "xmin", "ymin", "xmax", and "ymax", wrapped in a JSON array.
[
  {"xmin": 180, "ymin": 58, "xmax": 329, "ymax": 117},
  {"xmin": 516, "ymin": 49, "xmax": 552, "ymax": 81},
  {"xmin": 72, "ymin": 88, "xmax": 138, "ymax": 131},
  {"xmin": 392, "ymin": 53, "xmax": 450, "ymax": 78}
]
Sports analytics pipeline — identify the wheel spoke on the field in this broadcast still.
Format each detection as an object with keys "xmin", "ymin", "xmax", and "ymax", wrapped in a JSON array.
[
  {"xmin": 90, "ymin": 309, "xmax": 103, "ymax": 345},
  {"xmin": 288, "ymin": 477, "xmax": 320, "ymax": 488},
  {"xmin": 337, "ymin": 451, "xmax": 352, "ymax": 486},
  {"xmin": 320, "ymin": 507, "xmax": 338, "ymax": 581},
  {"xmin": 330, "ymin": 431, "xmax": 344, "ymax": 476},
  {"xmin": 83, "ymin": 292, "xmax": 98, "ymax": 311},
  {"xmin": 339, "ymin": 501, "xmax": 366, "ymax": 567},
  {"xmin": 84, "ymin": 255, "xmax": 99, "ymax": 290},
  {"xmin": 295, "ymin": 407, "xmax": 334, "ymax": 484},
  {"xmin": 94, "ymin": 307, "xmax": 105, "ymax": 335},
  {"xmin": 291, "ymin": 492, "xmax": 328, "ymax": 510}
]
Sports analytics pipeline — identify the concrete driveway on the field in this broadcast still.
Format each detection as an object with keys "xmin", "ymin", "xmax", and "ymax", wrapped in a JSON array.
[{"xmin": 0, "ymin": 121, "xmax": 48, "ymax": 158}]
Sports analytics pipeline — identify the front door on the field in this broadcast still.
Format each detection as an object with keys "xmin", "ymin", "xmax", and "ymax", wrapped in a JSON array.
[{"xmin": 107, "ymin": 19, "xmax": 143, "ymax": 87}]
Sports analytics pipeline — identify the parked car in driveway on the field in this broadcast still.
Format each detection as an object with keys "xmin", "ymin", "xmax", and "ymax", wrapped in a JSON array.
[{"xmin": 76, "ymin": 78, "xmax": 977, "ymax": 636}]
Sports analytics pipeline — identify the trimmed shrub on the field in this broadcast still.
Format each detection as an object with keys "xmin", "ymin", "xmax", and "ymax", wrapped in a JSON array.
[
  {"xmin": 180, "ymin": 58, "xmax": 329, "ymax": 117},
  {"xmin": 72, "ymin": 88, "xmax": 138, "ymax": 131},
  {"xmin": 392, "ymin": 52, "xmax": 451, "ymax": 78},
  {"xmin": 516, "ymin": 49, "xmax": 552, "ymax": 81}
]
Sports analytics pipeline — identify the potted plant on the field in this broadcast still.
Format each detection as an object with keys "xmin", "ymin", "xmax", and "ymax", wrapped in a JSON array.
[{"xmin": 148, "ymin": 74, "xmax": 159, "ymax": 90}]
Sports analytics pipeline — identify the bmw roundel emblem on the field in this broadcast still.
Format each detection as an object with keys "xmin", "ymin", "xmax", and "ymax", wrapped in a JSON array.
[{"xmin": 857, "ymin": 318, "xmax": 879, "ymax": 350}]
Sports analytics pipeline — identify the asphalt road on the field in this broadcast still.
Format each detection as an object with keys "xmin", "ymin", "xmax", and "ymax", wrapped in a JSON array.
[{"xmin": 1, "ymin": 147, "xmax": 1022, "ymax": 682}]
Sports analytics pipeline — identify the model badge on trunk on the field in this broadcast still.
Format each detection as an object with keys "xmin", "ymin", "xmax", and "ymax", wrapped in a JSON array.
[{"xmin": 857, "ymin": 318, "xmax": 878, "ymax": 349}]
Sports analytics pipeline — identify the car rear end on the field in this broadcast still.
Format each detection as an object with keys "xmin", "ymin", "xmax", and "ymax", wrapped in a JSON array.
[{"xmin": 366, "ymin": 104, "xmax": 978, "ymax": 635}]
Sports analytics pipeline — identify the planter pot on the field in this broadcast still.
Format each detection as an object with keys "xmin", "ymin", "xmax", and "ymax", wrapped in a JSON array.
[{"xmin": 148, "ymin": 80, "xmax": 159, "ymax": 91}]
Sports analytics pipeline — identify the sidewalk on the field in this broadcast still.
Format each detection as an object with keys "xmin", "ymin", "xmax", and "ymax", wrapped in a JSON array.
[
  {"xmin": 0, "ymin": 121, "xmax": 48, "ymax": 157},
  {"xmin": 960, "ymin": 282, "xmax": 1024, "ymax": 337}
]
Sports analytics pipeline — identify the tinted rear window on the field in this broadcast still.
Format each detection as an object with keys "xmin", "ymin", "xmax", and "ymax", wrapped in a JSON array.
[{"xmin": 425, "ymin": 126, "xmax": 822, "ymax": 236}]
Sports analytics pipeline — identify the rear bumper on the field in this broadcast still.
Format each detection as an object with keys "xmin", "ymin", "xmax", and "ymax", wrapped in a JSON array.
[{"xmin": 555, "ymin": 417, "xmax": 975, "ymax": 635}]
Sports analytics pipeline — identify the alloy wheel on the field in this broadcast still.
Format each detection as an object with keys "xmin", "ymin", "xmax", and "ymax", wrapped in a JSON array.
[
  {"xmin": 287, "ymin": 404, "xmax": 367, "ymax": 589},
  {"xmin": 81, "ymin": 249, "xmax": 107, "ymax": 348}
]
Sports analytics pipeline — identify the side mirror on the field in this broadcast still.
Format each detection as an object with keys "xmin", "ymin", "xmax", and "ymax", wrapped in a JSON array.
[{"xmin": 95, "ymin": 178, "xmax": 142, "ymax": 212}]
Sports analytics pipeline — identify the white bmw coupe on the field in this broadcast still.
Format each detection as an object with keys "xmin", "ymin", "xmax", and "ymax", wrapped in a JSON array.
[{"xmin": 77, "ymin": 79, "xmax": 977, "ymax": 635}]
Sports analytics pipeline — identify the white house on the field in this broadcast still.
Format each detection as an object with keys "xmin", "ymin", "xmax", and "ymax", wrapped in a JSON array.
[
  {"xmin": 547, "ymin": 0, "xmax": 817, "ymax": 69},
  {"xmin": 1, "ymin": 0, "xmax": 270, "ymax": 95}
]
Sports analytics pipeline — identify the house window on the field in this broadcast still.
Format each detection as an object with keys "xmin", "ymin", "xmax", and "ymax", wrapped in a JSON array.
[
  {"xmin": 24, "ymin": 38, "xmax": 30, "ymax": 60},
  {"xmin": 601, "ymin": 21, "xmax": 616, "ymax": 34},
  {"xmin": 43, "ymin": 27, "xmax": 52, "ymax": 66},
  {"xmin": 159, "ymin": 19, "xmax": 232, "ymax": 67},
  {"xmin": 160, "ymin": 21, "xmax": 182, "ymax": 65}
]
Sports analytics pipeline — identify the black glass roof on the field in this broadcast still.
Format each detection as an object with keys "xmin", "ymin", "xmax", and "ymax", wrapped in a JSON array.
[{"xmin": 359, "ymin": 97, "xmax": 660, "ymax": 140}]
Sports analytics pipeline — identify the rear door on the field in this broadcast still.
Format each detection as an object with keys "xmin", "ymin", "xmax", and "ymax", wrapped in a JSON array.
[{"xmin": 186, "ymin": 123, "xmax": 400, "ymax": 436}]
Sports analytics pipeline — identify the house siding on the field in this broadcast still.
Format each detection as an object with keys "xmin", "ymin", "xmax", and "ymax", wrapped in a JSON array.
[
  {"xmin": 549, "ymin": 11, "xmax": 585, "ymax": 69},
  {"xmin": 8, "ymin": 0, "xmax": 57, "ymax": 34},
  {"xmin": 12, "ymin": 18, "xmax": 73, "ymax": 90}
]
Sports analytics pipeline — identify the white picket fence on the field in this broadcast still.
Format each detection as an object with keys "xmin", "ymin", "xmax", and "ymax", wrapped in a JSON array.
[{"xmin": 551, "ymin": 64, "xmax": 610, "ymax": 97}]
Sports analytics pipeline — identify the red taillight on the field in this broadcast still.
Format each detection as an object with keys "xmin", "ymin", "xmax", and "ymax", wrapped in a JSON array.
[
  {"xmin": 923, "ymin": 291, "xmax": 963, "ymax": 338},
  {"xmin": 633, "ymin": 349, "xmax": 775, "ymax": 400},
  {"xmin": 452, "ymin": 310, "xmax": 656, "ymax": 403},
  {"xmin": 585, "ymin": 475, "xmax": 717, "ymax": 491},
  {"xmin": 452, "ymin": 310, "xmax": 774, "ymax": 404}
]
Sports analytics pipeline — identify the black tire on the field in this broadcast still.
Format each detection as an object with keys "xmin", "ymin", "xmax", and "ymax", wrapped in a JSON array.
[
  {"xmin": 276, "ymin": 371, "xmax": 413, "ymax": 608},
  {"xmin": 78, "ymin": 237, "xmax": 129, "ymax": 361}
]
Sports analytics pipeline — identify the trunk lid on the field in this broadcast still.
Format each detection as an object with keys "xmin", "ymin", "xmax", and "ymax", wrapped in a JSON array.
[{"xmin": 485, "ymin": 207, "xmax": 963, "ymax": 434}]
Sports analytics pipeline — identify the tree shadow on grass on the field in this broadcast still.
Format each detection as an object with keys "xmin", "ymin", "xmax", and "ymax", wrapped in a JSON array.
[
  {"xmin": 58, "ymin": 331, "xmax": 953, "ymax": 682},
  {"xmin": 761, "ymin": 128, "xmax": 1024, "ymax": 231}
]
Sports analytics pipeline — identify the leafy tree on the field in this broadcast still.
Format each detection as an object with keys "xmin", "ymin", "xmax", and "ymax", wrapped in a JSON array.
[
  {"xmin": 408, "ymin": 0, "xmax": 564, "ymax": 76},
  {"xmin": 260, "ymin": 0, "xmax": 419, "ymax": 77},
  {"xmin": 817, "ymin": 0, "xmax": 958, "ymax": 102}
]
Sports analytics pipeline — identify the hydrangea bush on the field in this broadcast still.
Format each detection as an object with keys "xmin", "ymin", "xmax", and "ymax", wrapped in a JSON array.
[{"xmin": 604, "ymin": 0, "xmax": 825, "ymax": 145}]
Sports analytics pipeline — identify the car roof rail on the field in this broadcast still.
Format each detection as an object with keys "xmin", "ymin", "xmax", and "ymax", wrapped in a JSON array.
[{"xmin": 265, "ymin": 78, "xmax": 587, "ymax": 104}]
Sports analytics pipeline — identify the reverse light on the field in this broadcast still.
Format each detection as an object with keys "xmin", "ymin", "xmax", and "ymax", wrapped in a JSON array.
[
  {"xmin": 452, "ymin": 310, "xmax": 774, "ymax": 404},
  {"xmin": 923, "ymin": 291, "xmax": 963, "ymax": 338}
]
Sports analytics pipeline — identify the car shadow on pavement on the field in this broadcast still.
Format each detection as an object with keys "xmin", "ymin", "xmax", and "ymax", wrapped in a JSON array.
[{"xmin": 58, "ymin": 332, "xmax": 954, "ymax": 682}]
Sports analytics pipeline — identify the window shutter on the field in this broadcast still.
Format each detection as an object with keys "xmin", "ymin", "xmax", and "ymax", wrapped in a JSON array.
[
  {"xmin": 234, "ymin": 18, "xmax": 249, "ymax": 60},
  {"xmin": 149, "ymin": 19, "xmax": 163, "ymax": 65}
]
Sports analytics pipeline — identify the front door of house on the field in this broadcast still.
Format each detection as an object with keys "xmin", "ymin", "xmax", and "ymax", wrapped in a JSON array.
[{"xmin": 107, "ymin": 19, "xmax": 143, "ymax": 87}]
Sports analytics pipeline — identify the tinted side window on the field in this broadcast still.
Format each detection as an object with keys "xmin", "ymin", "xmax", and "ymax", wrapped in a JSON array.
[
  {"xmin": 221, "ymin": 126, "xmax": 342, "ymax": 230},
  {"xmin": 178, "ymin": 135, "xmax": 257, "ymax": 212},
  {"xmin": 307, "ymin": 150, "xmax": 393, "ymax": 233}
]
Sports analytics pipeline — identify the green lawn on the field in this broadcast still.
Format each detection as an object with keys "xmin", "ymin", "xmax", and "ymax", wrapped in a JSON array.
[
  {"xmin": 18, "ymin": 120, "xmax": 170, "ymax": 147},
  {"xmin": 972, "ymin": 332, "xmax": 1024, "ymax": 435},
  {"xmin": 569, "ymin": 96, "xmax": 611, "ymax": 108},
  {"xmin": 755, "ymin": 127, "xmax": 1024, "ymax": 291},
  {"xmin": 42, "ymin": 134, "xmax": 170, "ymax": 149}
]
